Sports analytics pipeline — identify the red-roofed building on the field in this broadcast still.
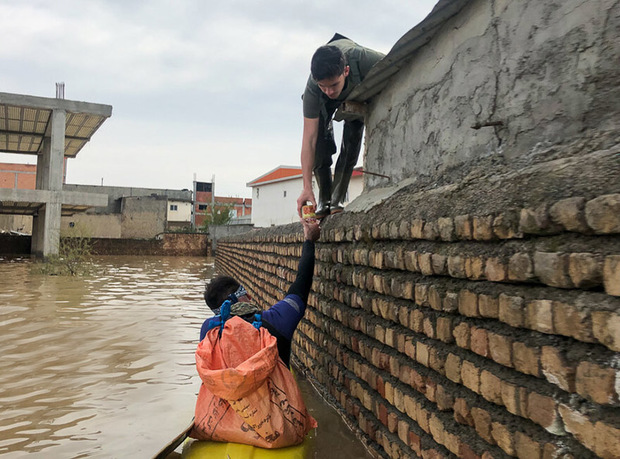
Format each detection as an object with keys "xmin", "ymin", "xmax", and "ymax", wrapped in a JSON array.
[{"xmin": 247, "ymin": 166, "xmax": 363, "ymax": 227}]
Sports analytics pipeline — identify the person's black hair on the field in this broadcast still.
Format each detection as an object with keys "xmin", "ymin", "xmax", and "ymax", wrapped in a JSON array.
[
  {"xmin": 204, "ymin": 275, "xmax": 239, "ymax": 309},
  {"xmin": 311, "ymin": 45, "xmax": 347, "ymax": 81}
]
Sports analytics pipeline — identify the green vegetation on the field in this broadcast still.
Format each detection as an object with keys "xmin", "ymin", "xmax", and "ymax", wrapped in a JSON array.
[
  {"xmin": 200, "ymin": 204, "xmax": 234, "ymax": 232},
  {"xmin": 33, "ymin": 224, "xmax": 95, "ymax": 276}
]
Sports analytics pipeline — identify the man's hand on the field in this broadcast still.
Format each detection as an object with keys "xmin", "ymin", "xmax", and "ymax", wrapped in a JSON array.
[
  {"xmin": 301, "ymin": 217, "xmax": 321, "ymax": 242},
  {"xmin": 297, "ymin": 188, "xmax": 316, "ymax": 217}
]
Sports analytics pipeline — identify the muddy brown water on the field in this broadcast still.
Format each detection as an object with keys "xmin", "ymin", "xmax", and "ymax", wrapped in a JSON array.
[{"xmin": 0, "ymin": 256, "xmax": 372, "ymax": 458}]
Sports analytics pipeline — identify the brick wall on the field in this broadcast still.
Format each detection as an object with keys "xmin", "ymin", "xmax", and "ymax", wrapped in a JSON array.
[{"xmin": 215, "ymin": 178, "xmax": 620, "ymax": 458}]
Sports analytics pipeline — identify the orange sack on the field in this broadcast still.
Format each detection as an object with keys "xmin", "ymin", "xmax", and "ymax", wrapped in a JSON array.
[{"xmin": 190, "ymin": 316, "xmax": 317, "ymax": 448}]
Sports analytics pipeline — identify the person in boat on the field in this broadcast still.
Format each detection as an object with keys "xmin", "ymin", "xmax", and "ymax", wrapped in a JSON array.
[
  {"xmin": 296, "ymin": 33, "xmax": 385, "ymax": 218},
  {"xmin": 200, "ymin": 218, "xmax": 320, "ymax": 368}
]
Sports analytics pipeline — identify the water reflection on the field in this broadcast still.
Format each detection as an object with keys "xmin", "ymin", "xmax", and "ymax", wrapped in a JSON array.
[{"xmin": 0, "ymin": 256, "xmax": 371, "ymax": 459}]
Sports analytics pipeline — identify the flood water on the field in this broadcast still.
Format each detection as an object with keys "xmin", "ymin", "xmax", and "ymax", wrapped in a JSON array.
[{"xmin": 0, "ymin": 256, "xmax": 372, "ymax": 459}]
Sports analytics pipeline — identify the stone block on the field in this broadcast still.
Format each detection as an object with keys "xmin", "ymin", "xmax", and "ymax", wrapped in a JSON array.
[
  {"xmin": 585, "ymin": 194, "xmax": 620, "ymax": 233},
  {"xmin": 513, "ymin": 341, "xmax": 541, "ymax": 377},
  {"xmin": 431, "ymin": 253, "xmax": 447, "ymax": 275},
  {"xmin": 526, "ymin": 299, "xmax": 554, "ymax": 334},
  {"xmin": 526, "ymin": 392, "xmax": 564, "ymax": 434},
  {"xmin": 455, "ymin": 214, "xmax": 473, "ymax": 239},
  {"xmin": 453, "ymin": 397, "xmax": 473, "ymax": 426},
  {"xmin": 603, "ymin": 255, "xmax": 620, "ymax": 296},
  {"xmin": 592, "ymin": 310, "xmax": 620, "ymax": 351},
  {"xmin": 558, "ymin": 404, "xmax": 595, "ymax": 452},
  {"xmin": 465, "ymin": 256, "xmax": 485, "ymax": 280},
  {"xmin": 471, "ymin": 407, "xmax": 494, "ymax": 444},
  {"xmin": 519, "ymin": 205, "xmax": 560, "ymax": 234},
  {"xmin": 458, "ymin": 289, "xmax": 479, "ymax": 317},
  {"xmin": 541, "ymin": 346, "xmax": 576, "ymax": 392},
  {"xmin": 478, "ymin": 294, "xmax": 499, "ymax": 318},
  {"xmin": 438, "ymin": 217, "xmax": 456, "ymax": 241},
  {"xmin": 445, "ymin": 353, "xmax": 462, "ymax": 383},
  {"xmin": 470, "ymin": 326, "xmax": 489, "ymax": 357},
  {"xmin": 461, "ymin": 360, "xmax": 480, "ymax": 392},
  {"xmin": 480, "ymin": 370, "xmax": 502, "ymax": 405},
  {"xmin": 404, "ymin": 250, "xmax": 419, "ymax": 272},
  {"xmin": 491, "ymin": 421, "xmax": 515, "ymax": 456},
  {"xmin": 443, "ymin": 291, "xmax": 459, "ymax": 312},
  {"xmin": 410, "ymin": 219, "xmax": 424, "ymax": 239},
  {"xmin": 447, "ymin": 255, "xmax": 466, "ymax": 278},
  {"xmin": 549, "ymin": 197, "xmax": 589, "ymax": 233},
  {"xmin": 485, "ymin": 257, "xmax": 508, "ymax": 282},
  {"xmin": 493, "ymin": 210, "xmax": 522, "ymax": 239},
  {"xmin": 435, "ymin": 384, "xmax": 455, "ymax": 411},
  {"xmin": 453, "ymin": 322, "xmax": 471, "ymax": 349},
  {"xmin": 594, "ymin": 420, "xmax": 620, "ymax": 459},
  {"xmin": 418, "ymin": 252, "xmax": 434, "ymax": 276},
  {"xmin": 575, "ymin": 361, "xmax": 618, "ymax": 404},
  {"xmin": 534, "ymin": 252, "xmax": 572, "ymax": 288},
  {"xmin": 552, "ymin": 300, "xmax": 594, "ymax": 342},
  {"xmin": 499, "ymin": 294, "xmax": 525, "ymax": 328},
  {"xmin": 508, "ymin": 252, "xmax": 535, "ymax": 281},
  {"xmin": 488, "ymin": 331, "xmax": 514, "ymax": 367},
  {"xmin": 568, "ymin": 253, "xmax": 603, "ymax": 288},
  {"xmin": 501, "ymin": 381, "xmax": 527, "ymax": 417},
  {"xmin": 422, "ymin": 220, "xmax": 439, "ymax": 240},
  {"xmin": 436, "ymin": 316, "xmax": 454, "ymax": 343},
  {"xmin": 514, "ymin": 431, "xmax": 542, "ymax": 459},
  {"xmin": 473, "ymin": 215, "xmax": 495, "ymax": 240}
]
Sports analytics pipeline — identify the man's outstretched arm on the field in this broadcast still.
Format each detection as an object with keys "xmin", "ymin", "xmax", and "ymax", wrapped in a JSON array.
[{"xmin": 287, "ymin": 219, "xmax": 320, "ymax": 303}]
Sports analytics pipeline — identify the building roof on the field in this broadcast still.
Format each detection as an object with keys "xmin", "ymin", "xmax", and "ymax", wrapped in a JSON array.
[
  {"xmin": 0, "ymin": 92, "xmax": 112, "ymax": 157},
  {"xmin": 246, "ymin": 166, "xmax": 302, "ymax": 187},
  {"xmin": 347, "ymin": 0, "xmax": 468, "ymax": 103}
]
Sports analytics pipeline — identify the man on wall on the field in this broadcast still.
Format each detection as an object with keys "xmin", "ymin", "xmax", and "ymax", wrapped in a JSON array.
[{"xmin": 297, "ymin": 34, "xmax": 385, "ymax": 218}]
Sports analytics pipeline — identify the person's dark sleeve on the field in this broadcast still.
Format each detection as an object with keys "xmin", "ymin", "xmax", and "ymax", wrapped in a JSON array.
[{"xmin": 286, "ymin": 240, "xmax": 315, "ymax": 304}]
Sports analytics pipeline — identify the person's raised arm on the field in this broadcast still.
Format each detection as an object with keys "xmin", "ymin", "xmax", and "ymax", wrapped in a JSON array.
[
  {"xmin": 287, "ymin": 218, "xmax": 320, "ymax": 303},
  {"xmin": 296, "ymin": 117, "xmax": 320, "ymax": 216}
]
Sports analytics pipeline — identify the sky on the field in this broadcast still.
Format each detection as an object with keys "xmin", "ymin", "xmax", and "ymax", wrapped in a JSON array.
[{"xmin": 0, "ymin": 0, "xmax": 438, "ymax": 197}]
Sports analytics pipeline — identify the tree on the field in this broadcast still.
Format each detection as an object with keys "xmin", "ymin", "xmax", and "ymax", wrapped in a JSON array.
[{"xmin": 200, "ymin": 203, "xmax": 234, "ymax": 231}]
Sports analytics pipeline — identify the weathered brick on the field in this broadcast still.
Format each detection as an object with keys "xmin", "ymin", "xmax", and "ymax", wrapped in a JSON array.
[
  {"xmin": 470, "ymin": 326, "xmax": 489, "ymax": 357},
  {"xmin": 493, "ymin": 211, "xmax": 522, "ymax": 239},
  {"xmin": 501, "ymin": 380, "xmax": 527, "ymax": 416},
  {"xmin": 526, "ymin": 392, "xmax": 564, "ymax": 434},
  {"xmin": 415, "ymin": 283, "xmax": 429, "ymax": 306},
  {"xmin": 478, "ymin": 294, "xmax": 499, "ymax": 318},
  {"xmin": 453, "ymin": 397, "xmax": 473, "ymax": 426},
  {"xmin": 526, "ymin": 299, "xmax": 554, "ymax": 334},
  {"xmin": 568, "ymin": 253, "xmax": 603, "ymax": 288},
  {"xmin": 549, "ymin": 197, "xmax": 589, "ymax": 233},
  {"xmin": 541, "ymin": 346, "xmax": 576, "ymax": 392},
  {"xmin": 435, "ymin": 384, "xmax": 455, "ymax": 411},
  {"xmin": 417, "ymin": 342, "xmax": 430, "ymax": 367},
  {"xmin": 447, "ymin": 255, "xmax": 466, "ymax": 278},
  {"xmin": 418, "ymin": 252, "xmax": 434, "ymax": 276},
  {"xmin": 410, "ymin": 309, "xmax": 424, "ymax": 333},
  {"xmin": 458, "ymin": 289, "xmax": 479, "ymax": 317},
  {"xmin": 520, "ymin": 204, "xmax": 561, "ymax": 234},
  {"xmin": 603, "ymin": 255, "xmax": 620, "ymax": 296},
  {"xmin": 473, "ymin": 215, "xmax": 494, "ymax": 240},
  {"xmin": 534, "ymin": 252, "xmax": 572, "ymax": 288},
  {"xmin": 485, "ymin": 257, "xmax": 508, "ymax": 282},
  {"xmin": 431, "ymin": 253, "xmax": 447, "ymax": 275},
  {"xmin": 471, "ymin": 407, "xmax": 494, "ymax": 444},
  {"xmin": 465, "ymin": 256, "xmax": 485, "ymax": 280},
  {"xmin": 575, "ymin": 361, "xmax": 618, "ymax": 404},
  {"xmin": 411, "ymin": 219, "xmax": 425, "ymax": 239},
  {"xmin": 480, "ymin": 370, "xmax": 503, "ymax": 405},
  {"xmin": 499, "ymin": 294, "xmax": 525, "ymax": 328},
  {"xmin": 443, "ymin": 291, "xmax": 459, "ymax": 312},
  {"xmin": 488, "ymin": 331, "xmax": 514, "ymax": 367},
  {"xmin": 422, "ymin": 220, "xmax": 439, "ymax": 240},
  {"xmin": 513, "ymin": 342, "xmax": 541, "ymax": 377},
  {"xmin": 436, "ymin": 316, "xmax": 454, "ymax": 343},
  {"xmin": 514, "ymin": 431, "xmax": 542, "ymax": 459},
  {"xmin": 592, "ymin": 310, "xmax": 620, "ymax": 351},
  {"xmin": 585, "ymin": 193, "xmax": 620, "ymax": 233},
  {"xmin": 552, "ymin": 300, "xmax": 594, "ymax": 342},
  {"xmin": 423, "ymin": 316, "xmax": 435, "ymax": 339},
  {"xmin": 445, "ymin": 353, "xmax": 462, "ymax": 383},
  {"xmin": 461, "ymin": 360, "xmax": 480, "ymax": 392},
  {"xmin": 594, "ymin": 420, "xmax": 620, "ymax": 459},
  {"xmin": 491, "ymin": 421, "xmax": 515, "ymax": 456},
  {"xmin": 508, "ymin": 252, "xmax": 535, "ymax": 282},
  {"xmin": 558, "ymin": 404, "xmax": 596, "ymax": 452},
  {"xmin": 453, "ymin": 322, "xmax": 471, "ymax": 349},
  {"xmin": 437, "ymin": 217, "xmax": 456, "ymax": 241},
  {"xmin": 455, "ymin": 214, "xmax": 473, "ymax": 240}
]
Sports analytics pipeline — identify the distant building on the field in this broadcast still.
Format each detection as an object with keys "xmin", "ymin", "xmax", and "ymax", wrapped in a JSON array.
[
  {"xmin": 193, "ymin": 180, "xmax": 252, "ymax": 228},
  {"xmin": 247, "ymin": 166, "xmax": 363, "ymax": 227}
]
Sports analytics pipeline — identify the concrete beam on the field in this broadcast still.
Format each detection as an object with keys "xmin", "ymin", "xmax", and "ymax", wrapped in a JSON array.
[{"xmin": 0, "ymin": 92, "xmax": 112, "ymax": 117}]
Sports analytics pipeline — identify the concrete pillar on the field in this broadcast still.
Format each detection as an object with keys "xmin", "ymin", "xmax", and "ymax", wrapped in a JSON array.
[{"xmin": 32, "ymin": 109, "xmax": 65, "ymax": 257}]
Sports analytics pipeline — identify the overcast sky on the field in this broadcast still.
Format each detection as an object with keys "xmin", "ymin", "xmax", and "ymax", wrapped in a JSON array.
[{"xmin": 0, "ymin": 0, "xmax": 437, "ymax": 197}]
